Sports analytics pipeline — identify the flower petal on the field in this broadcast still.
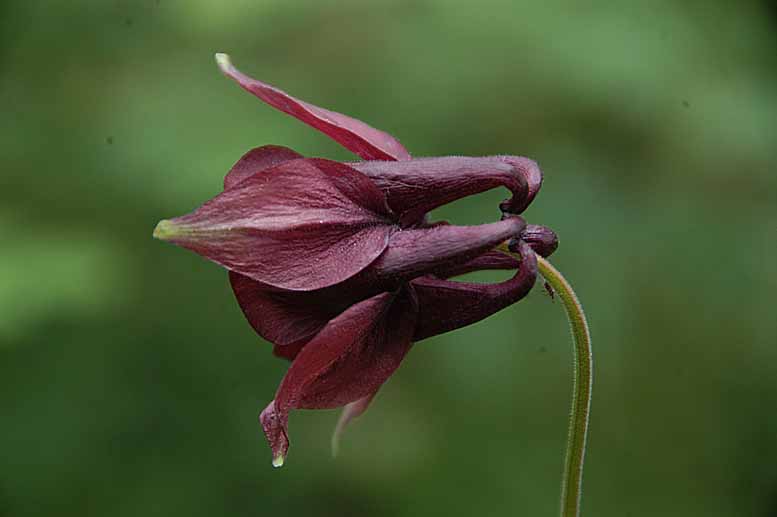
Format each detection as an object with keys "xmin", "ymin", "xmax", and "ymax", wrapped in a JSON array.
[
  {"xmin": 229, "ymin": 267, "xmax": 388, "ymax": 356},
  {"xmin": 216, "ymin": 53, "xmax": 411, "ymax": 162},
  {"xmin": 259, "ymin": 400, "xmax": 288, "ymax": 467},
  {"xmin": 412, "ymin": 241, "xmax": 538, "ymax": 341},
  {"xmin": 367, "ymin": 216, "xmax": 526, "ymax": 283},
  {"xmin": 271, "ymin": 341, "xmax": 307, "ymax": 361},
  {"xmin": 154, "ymin": 158, "xmax": 395, "ymax": 291},
  {"xmin": 223, "ymin": 145, "xmax": 303, "ymax": 190},
  {"xmin": 260, "ymin": 289, "xmax": 417, "ymax": 466},
  {"xmin": 229, "ymin": 268, "xmax": 384, "ymax": 359},
  {"xmin": 229, "ymin": 271, "xmax": 342, "ymax": 351},
  {"xmin": 350, "ymin": 155, "xmax": 540, "ymax": 222}
]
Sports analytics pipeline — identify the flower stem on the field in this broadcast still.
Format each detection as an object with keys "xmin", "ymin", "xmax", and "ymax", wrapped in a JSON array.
[
  {"xmin": 536, "ymin": 256, "xmax": 592, "ymax": 517},
  {"xmin": 500, "ymin": 248, "xmax": 592, "ymax": 517}
]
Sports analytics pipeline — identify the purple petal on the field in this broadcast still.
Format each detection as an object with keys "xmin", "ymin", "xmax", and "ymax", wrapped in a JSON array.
[
  {"xmin": 154, "ymin": 158, "xmax": 395, "ymax": 291},
  {"xmin": 260, "ymin": 289, "xmax": 417, "ymax": 466},
  {"xmin": 229, "ymin": 268, "xmax": 388, "ymax": 356},
  {"xmin": 350, "ymin": 155, "xmax": 540, "ymax": 222},
  {"xmin": 367, "ymin": 216, "xmax": 526, "ymax": 283},
  {"xmin": 271, "ymin": 342, "xmax": 307, "ymax": 361},
  {"xmin": 412, "ymin": 241, "xmax": 538, "ymax": 341},
  {"xmin": 229, "ymin": 272, "xmax": 342, "ymax": 351},
  {"xmin": 216, "ymin": 53, "xmax": 411, "ymax": 162},
  {"xmin": 223, "ymin": 145, "xmax": 303, "ymax": 190}
]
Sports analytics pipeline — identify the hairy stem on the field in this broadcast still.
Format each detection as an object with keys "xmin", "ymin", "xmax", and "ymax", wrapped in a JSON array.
[
  {"xmin": 500, "ymin": 248, "xmax": 592, "ymax": 517},
  {"xmin": 538, "ymin": 256, "xmax": 592, "ymax": 517}
]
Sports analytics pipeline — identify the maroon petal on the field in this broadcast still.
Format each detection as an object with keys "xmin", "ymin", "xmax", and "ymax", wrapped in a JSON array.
[
  {"xmin": 223, "ymin": 145, "xmax": 303, "ymax": 190},
  {"xmin": 216, "ymin": 53, "xmax": 411, "ymax": 162},
  {"xmin": 367, "ymin": 216, "xmax": 526, "ymax": 283},
  {"xmin": 154, "ymin": 158, "xmax": 395, "ymax": 291},
  {"xmin": 229, "ymin": 268, "xmax": 386, "ymax": 357},
  {"xmin": 229, "ymin": 272, "xmax": 342, "ymax": 352},
  {"xmin": 260, "ymin": 289, "xmax": 417, "ymax": 466},
  {"xmin": 412, "ymin": 241, "xmax": 538, "ymax": 341},
  {"xmin": 350, "ymin": 155, "xmax": 540, "ymax": 222},
  {"xmin": 259, "ymin": 401, "xmax": 288, "ymax": 467},
  {"xmin": 271, "ymin": 342, "xmax": 307, "ymax": 361}
]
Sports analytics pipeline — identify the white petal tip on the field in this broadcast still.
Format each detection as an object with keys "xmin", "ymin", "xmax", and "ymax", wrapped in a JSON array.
[
  {"xmin": 214, "ymin": 53, "xmax": 233, "ymax": 72},
  {"xmin": 152, "ymin": 219, "xmax": 177, "ymax": 240},
  {"xmin": 271, "ymin": 454, "xmax": 285, "ymax": 468}
]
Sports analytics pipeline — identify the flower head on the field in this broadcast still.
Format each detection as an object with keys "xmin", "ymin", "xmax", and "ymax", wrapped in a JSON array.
[{"xmin": 154, "ymin": 54, "xmax": 558, "ymax": 466}]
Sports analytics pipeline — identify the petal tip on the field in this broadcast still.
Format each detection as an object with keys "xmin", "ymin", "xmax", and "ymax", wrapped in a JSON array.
[
  {"xmin": 153, "ymin": 218, "xmax": 228, "ymax": 243},
  {"xmin": 261, "ymin": 401, "xmax": 290, "ymax": 469},
  {"xmin": 153, "ymin": 219, "xmax": 178, "ymax": 241},
  {"xmin": 330, "ymin": 423, "xmax": 344, "ymax": 459},
  {"xmin": 215, "ymin": 52, "xmax": 233, "ymax": 73}
]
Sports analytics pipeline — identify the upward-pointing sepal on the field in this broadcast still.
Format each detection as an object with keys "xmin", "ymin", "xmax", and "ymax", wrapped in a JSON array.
[{"xmin": 215, "ymin": 53, "xmax": 411, "ymax": 162}]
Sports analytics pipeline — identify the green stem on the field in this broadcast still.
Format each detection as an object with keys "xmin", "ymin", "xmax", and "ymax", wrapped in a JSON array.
[
  {"xmin": 538, "ymin": 256, "xmax": 592, "ymax": 517},
  {"xmin": 501, "ymin": 250, "xmax": 593, "ymax": 517}
]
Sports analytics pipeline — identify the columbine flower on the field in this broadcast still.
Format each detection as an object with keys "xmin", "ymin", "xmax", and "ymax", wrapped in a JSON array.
[{"xmin": 154, "ymin": 54, "xmax": 558, "ymax": 467}]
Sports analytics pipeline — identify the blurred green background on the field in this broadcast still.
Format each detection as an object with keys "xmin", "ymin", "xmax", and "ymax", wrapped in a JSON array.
[{"xmin": 2, "ymin": 1, "xmax": 776, "ymax": 516}]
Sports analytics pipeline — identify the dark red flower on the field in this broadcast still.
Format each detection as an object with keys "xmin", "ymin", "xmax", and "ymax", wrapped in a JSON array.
[{"xmin": 154, "ymin": 54, "xmax": 557, "ymax": 467}]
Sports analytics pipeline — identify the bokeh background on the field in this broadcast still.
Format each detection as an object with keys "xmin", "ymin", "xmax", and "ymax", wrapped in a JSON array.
[{"xmin": 2, "ymin": 1, "xmax": 776, "ymax": 516}]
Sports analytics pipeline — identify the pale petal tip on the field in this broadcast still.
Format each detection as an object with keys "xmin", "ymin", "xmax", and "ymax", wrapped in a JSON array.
[
  {"xmin": 330, "ymin": 431, "xmax": 341, "ymax": 459},
  {"xmin": 153, "ymin": 219, "xmax": 178, "ymax": 241},
  {"xmin": 214, "ymin": 53, "xmax": 233, "ymax": 73},
  {"xmin": 331, "ymin": 410, "xmax": 351, "ymax": 459},
  {"xmin": 271, "ymin": 453, "xmax": 285, "ymax": 468}
]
